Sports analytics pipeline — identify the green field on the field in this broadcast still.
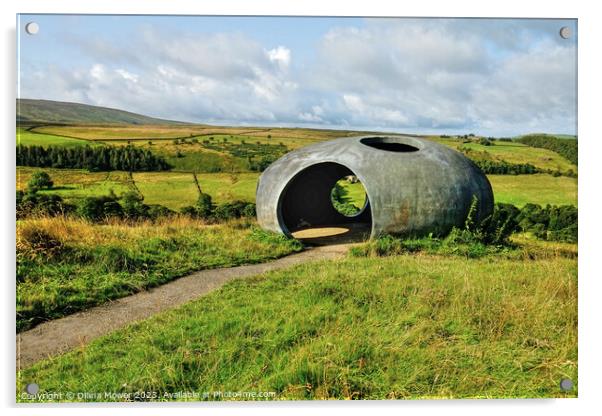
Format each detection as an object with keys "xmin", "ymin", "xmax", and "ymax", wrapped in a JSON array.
[
  {"xmin": 134, "ymin": 172, "xmax": 259, "ymax": 208},
  {"xmin": 429, "ymin": 137, "xmax": 577, "ymax": 173},
  {"xmin": 17, "ymin": 167, "xmax": 261, "ymax": 209},
  {"xmin": 489, "ymin": 174, "xmax": 577, "ymax": 207},
  {"xmin": 17, "ymin": 168, "xmax": 134, "ymax": 204},
  {"xmin": 17, "ymin": 167, "xmax": 578, "ymax": 211},
  {"xmin": 18, "ymin": 251, "xmax": 577, "ymax": 400},
  {"xmin": 460, "ymin": 142, "xmax": 575, "ymax": 172},
  {"xmin": 31, "ymin": 125, "xmax": 366, "ymax": 150},
  {"xmin": 17, "ymin": 127, "xmax": 95, "ymax": 148}
]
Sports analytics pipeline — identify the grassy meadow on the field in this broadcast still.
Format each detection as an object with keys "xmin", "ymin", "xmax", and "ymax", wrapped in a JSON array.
[
  {"xmin": 17, "ymin": 166, "xmax": 577, "ymax": 210},
  {"xmin": 18, "ymin": 249, "xmax": 577, "ymax": 400},
  {"xmin": 488, "ymin": 174, "xmax": 577, "ymax": 207},
  {"xmin": 17, "ymin": 127, "xmax": 95, "ymax": 148},
  {"xmin": 16, "ymin": 216, "xmax": 302, "ymax": 332},
  {"xmin": 17, "ymin": 126, "xmax": 578, "ymax": 209},
  {"xmin": 31, "ymin": 124, "xmax": 369, "ymax": 148},
  {"xmin": 16, "ymin": 123, "xmax": 578, "ymax": 400},
  {"xmin": 429, "ymin": 136, "xmax": 577, "ymax": 173}
]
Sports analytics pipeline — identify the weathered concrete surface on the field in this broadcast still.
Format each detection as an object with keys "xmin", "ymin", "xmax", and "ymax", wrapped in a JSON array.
[{"xmin": 256, "ymin": 135, "xmax": 494, "ymax": 238}]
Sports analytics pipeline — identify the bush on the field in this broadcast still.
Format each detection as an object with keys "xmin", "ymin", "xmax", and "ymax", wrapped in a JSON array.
[
  {"xmin": 213, "ymin": 201, "xmax": 256, "ymax": 220},
  {"xmin": 179, "ymin": 205, "xmax": 199, "ymax": 217},
  {"xmin": 179, "ymin": 195, "xmax": 255, "ymax": 221},
  {"xmin": 196, "ymin": 194, "xmax": 214, "ymax": 218},
  {"xmin": 121, "ymin": 191, "xmax": 148, "ymax": 218},
  {"xmin": 77, "ymin": 195, "xmax": 122, "ymax": 221},
  {"xmin": 517, "ymin": 203, "xmax": 577, "ymax": 243},
  {"xmin": 147, "ymin": 205, "xmax": 175, "ymax": 219},
  {"xmin": 16, "ymin": 190, "xmax": 70, "ymax": 218},
  {"xmin": 77, "ymin": 192, "xmax": 170, "ymax": 222},
  {"xmin": 27, "ymin": 170, "xmax": 53, "ymax": 190}
]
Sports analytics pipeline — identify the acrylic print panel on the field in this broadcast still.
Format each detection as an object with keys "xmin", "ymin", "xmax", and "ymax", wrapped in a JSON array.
[{"xmin": 16, "ymin": 15, "xmax": 577, "ymax": 402}]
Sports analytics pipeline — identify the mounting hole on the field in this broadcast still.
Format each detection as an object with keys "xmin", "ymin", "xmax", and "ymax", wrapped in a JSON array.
[
  {"xmin": 560, "ymin": 378, "xmax": 574, "ymax": 391},
  {"xmin": 25, "ymin": 383, "xmax": 39, "ymax": 395},
  {"xmin": 25, "ymin": 22, "xmax": 39, "ymax": 35},
  {"xmin": 559, "ymin": 26, "xmax": 571, "ymax": 39}
]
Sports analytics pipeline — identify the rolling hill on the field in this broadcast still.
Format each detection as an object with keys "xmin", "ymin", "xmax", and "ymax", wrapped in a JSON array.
[{"xmin": 17, "ymin": 99, "xmax": 189, "ymax": 125}]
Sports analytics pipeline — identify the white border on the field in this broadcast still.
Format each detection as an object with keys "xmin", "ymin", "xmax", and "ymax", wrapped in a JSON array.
[{"xmin": 2, "ymin": 1, "xmax": 601, "ymax": 415}]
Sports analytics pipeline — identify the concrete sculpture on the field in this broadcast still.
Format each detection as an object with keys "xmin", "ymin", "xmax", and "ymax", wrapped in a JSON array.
[{"xmin": 256, "ymin": 135, "xmax": 494, "ymax": 239}]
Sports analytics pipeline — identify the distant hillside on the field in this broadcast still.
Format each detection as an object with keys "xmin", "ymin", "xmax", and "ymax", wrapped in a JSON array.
[
  {"xmin": 17, "ymin": 99, "xmax": 189, "ymax": 125},
  {"xmin": 517, "ymin": 134, "xmax": 578, "ymax": 166}
]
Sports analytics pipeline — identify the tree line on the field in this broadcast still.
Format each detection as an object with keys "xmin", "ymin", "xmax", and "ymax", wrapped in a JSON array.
[
  {"xmin": 16, "ymin": 144, "xmax": 171, "ymax": 172},
  {"xmin": 472, "ymin": 159, "xmax": 542, "ymax": 175}
]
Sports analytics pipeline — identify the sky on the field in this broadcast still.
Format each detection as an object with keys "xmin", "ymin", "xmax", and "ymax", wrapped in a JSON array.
[{"xmin": 17, "ymin": 15, "xmax": 577, "ymax": 136}]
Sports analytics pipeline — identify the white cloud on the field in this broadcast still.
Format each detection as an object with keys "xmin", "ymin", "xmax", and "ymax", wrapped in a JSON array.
[
  {"xmin": 267, "ymin": 46, "xmax": 291, "ymax": 70},
  {"xmin": 302, "ymin": 19, "xmax": 576, "ymax": 134},
  {"xmin": 115, "ymin": 69, "xmax": 139, "ymax": 83},
  {"xmin": 20, "ymin": 19, "xmax": 577, "ymax": 135}
]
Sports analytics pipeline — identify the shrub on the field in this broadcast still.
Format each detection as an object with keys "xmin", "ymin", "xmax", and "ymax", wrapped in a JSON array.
[
  {"xmin": 27, "ymin": 170, "xmax": 53, "ymax": 190},
  {"xmin": 102, "ymin": 201, "xmax": 124, "ymax": 218},
  {"xmin": 517, "ymin": 203, "xmax": 577, "ymax": 243},
  {"xmin": 147, "ymin": 205, "xmax": 175, "ymax": 219},
  {"xmin": 16, "ymin": 190, "xmax": 69, "ymax": 218},
  {"xmin": 196, "ymin": 193, "xmax": 214, "ymax": 218},
  {"xmin": 242, "ymin": 203, "xmax": 256, "ymax": 217},
  {"xmin": 121, "ymin": 191, "xmax": 148, "ymax": 219},
  {"xmin": 213, "ymin": 201, "xmax": 256, "ymax": 220},
  {"xmin": 77, "ymin": 195, "xmax": 121, "ymax": 221},
  {"xmin": 178, "ymin": 194, "xmax": 215, "ymax": 219}
]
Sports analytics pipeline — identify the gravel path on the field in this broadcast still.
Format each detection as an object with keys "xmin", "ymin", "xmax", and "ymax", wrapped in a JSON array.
[{"xmin": 17, "ymin": 244, "xmax": 352, "ymax": 369}]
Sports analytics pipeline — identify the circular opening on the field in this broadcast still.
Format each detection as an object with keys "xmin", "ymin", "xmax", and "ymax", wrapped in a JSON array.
[
  {"xmin": 277, "ymin": 162, "xmax": 372, "ymax": 244},
  {"xmin": 360, "ymin": 136, "xmax": 420, "ymax": 152},
  {"xmin": 330, "ymin": 176, "xmax": 367, "ymax": 217}
]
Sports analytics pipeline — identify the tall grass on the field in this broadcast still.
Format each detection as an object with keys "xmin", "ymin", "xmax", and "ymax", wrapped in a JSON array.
[
  {"xmin": 18, "ymin": 253, "xmax": 577, "ymax": 401},
  {"xmin": 17, "ymin": 216, "xmax": 302, "ymax": 331}
]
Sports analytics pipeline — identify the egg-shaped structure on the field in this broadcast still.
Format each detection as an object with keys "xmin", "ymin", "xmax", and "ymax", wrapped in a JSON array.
[{"xmin": 256, "ymin": 135, "xmax": 494, "ymax": 239}]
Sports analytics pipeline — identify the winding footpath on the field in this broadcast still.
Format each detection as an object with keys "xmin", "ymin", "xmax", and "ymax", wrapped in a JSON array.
[{"xmin": 17, "ymin": 244, "xmax": 351, "ymax": 369}]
